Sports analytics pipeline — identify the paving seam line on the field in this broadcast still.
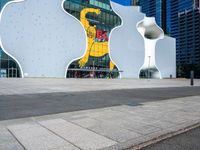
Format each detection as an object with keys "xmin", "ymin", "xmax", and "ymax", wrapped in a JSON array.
[
  {"xmin": 37, "ymin": 122, "xmax": 82, "ymax": 150},
  {"xmin": 65, "ymin": 118, "xmax": 120, "ymax": 143},
  {"xmin": 125, "ymin": 122, "xmax": 200, "ymax": 150},
  {"xmin": 7, "ymin": 128, "xmax": 27, "ymax": 150}
]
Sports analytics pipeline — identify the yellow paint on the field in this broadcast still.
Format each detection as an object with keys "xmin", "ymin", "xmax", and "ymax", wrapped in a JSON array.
[{"xmin": 79, "ymin": 8, "xmax": 115, "ymax": 71}]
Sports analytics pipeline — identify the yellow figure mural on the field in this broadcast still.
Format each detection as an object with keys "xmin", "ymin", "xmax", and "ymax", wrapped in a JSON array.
[{"xmin": 79, "ymin": 8, "xmax": 115, "ymax": 71}]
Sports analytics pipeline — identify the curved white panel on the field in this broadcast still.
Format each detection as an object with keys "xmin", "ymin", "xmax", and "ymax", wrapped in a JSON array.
[
  {"xmin": 110, "ymin": 2, "xmax": 145, "ymax": 78},
  {"xmin": 137, "ymin": 17, "xmax": 164, "ymax": 79},
  {"xmin": 0, "ymin": 0, "xmax": 86, "ymax": 78},
  {"xmin": 156, "ymin": 36, "xmax": 176, "ymax": 78}
]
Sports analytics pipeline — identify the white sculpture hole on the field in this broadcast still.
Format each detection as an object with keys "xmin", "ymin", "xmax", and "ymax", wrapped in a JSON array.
[{"xmin": 137, "ymin": 17, "xmax": 164, "ymax": 79}]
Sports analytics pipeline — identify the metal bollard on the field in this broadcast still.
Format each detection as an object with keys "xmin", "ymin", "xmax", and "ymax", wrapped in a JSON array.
[{"xmin": 190, "ymin": 71, "xmax": 194, "ymax": 86}]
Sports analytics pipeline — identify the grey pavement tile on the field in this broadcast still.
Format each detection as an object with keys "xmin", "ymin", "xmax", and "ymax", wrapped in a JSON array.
[
  {"xmin": 89, "ymin": 122, "xmax": 142, "ymax": 143},
  {"xmin": 87, "ymin": 109, "xmax": 154, "ymax": 124},
  {"xmin": 130, "ymin": 124, "xmax": 162, "ymax": 135},
  {"xmin": 110, "ymin": 106, "xmax": 172, "ymax": 120},
  {"xmin": 0, "ymin": 130, "xmax": 17, "ymax": 144},
  {"xmin": 0, "ymin": 95, "xmax": 199, "ymax": 150},
  {"xmin": 97, "ymin": 107, "xmax": 175, "ymax": 135},
  {"xmin": 0, "ymin": 118, "xmax": 35, "ymax": 128},
  {"xmin": 0, "ymin": 142, "xmax": 24, "ymax": 150},
  {"xmin": 0, "ymin": 130, "xmax": 24, "ymax": 150},
  {"xmin": 17, "ymin": 135, "xmax": 78, "ymax": 150},
  {"xmin": 95, "ymin": 116, "xmax": 161, "ymax": 136},
  {"xmin": 147, "ymin": 120, "xmax": 177, "ymax": 129},
  {"xmin": 84, "ymin": 109, "xmax": 122, "ymax": 119},
  {"xmin": 158, "ymin": 111, "xmax": 197, "ymax": 125},
  {"xmin": 166, "ymin": 120, "xmax": 200, "ymax": 133},
  {"xmin": 7, "ymin": 122, "xmax": 39, "ymax": 131},
  {"xmin": 69, "ymin": 117, "xmax": 102, "ymax": 128},
  {"xmin": 39, "ymin": 119, "xmax": 117, "ymax": 150},
  {"xmin": 7, "ymin": 123, "xmax": 79, "ymax": 150},
  {"xmin": 179, "ymin": 107, "xmax": 200, "ymax": 114},
  {"xmin": 69, "ymin": 117, "xmax": 143, "ymax": 142}
]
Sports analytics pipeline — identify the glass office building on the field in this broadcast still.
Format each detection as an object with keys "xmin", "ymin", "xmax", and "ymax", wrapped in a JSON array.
[
  {"xmin": 177, "ymin": 7, "xmax": 200, "ymax": 77},
  {"xmin": 167, "ymin": 0, "xmax": 200, "ymax": 78},
  {"xmin": 0, "ymin": 0, "xmax": 21, "ymax": 78},
  {"xmin": 64, "ymin": 0, "xmax": 121, "ymax": 78},
  {"xmin": 166, "ymin": 0, "xmax": 193, "ymax": 36},
  {"xmin": 138, "ymin": 0, "xmax": 166, "ymax": 32}
]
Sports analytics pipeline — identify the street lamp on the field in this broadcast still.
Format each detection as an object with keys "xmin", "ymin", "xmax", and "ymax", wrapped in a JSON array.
[{"xmin": 148, "ymin": 56, "xmax": 151, "ymax": 78}]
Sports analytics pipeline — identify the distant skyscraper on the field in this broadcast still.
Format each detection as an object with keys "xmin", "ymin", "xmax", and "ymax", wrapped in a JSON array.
[
  {"xmin": 176, "ymin": 4, "xmax": 200, "ymax": 77},
  {"xmin": 167, "ymin": 0, "xmax": 200, "ymax": 78},
  {"xmin": 138, "ymin": 0, "xmax": 200, "ymax": 78},
  {"xmin": 166, "ymin": 0, "xmax": 193, "ymax": 35},
  {"xmin": 138, "ymin": 0, "xmax": 166, "ymax": 32}
]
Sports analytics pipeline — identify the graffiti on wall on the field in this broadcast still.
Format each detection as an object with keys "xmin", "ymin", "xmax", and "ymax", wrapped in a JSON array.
[
  {"xmin": 64, "ymin": 0, "xmax": 121, "ymax": 78},
  {"xmin": 79, "ymin": 8, "xmax": 115, "ymax": 70}
]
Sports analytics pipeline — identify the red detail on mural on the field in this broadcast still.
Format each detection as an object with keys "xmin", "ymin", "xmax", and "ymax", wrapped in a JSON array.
[{"xmin": 96, "ymin": 30, "xmax": 109, "ymax": 41}]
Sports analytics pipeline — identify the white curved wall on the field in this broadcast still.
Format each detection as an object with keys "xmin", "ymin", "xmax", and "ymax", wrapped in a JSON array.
[
  {"xmin": 156, "ymin": 36, "xmax": 176, "ymax": 78},
  {"xmin": 137, "ymin": 17, "xmax": 164, "ymax": 79},
  {"xmin": 0, "ymin": 0, "xmax": 86, "ymax": 78},
  {"xmin": 110, "ymin": 2, "xmax": 145, "ymax": 78},
  {"xmin": 110, "ymin": 2, "xmax": 176, "ymax": 79}
]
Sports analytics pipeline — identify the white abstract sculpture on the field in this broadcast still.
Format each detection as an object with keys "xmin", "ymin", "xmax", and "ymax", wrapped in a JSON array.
[
  {"xmin": 110, "ymin": 2, "xmax": 176, "ymax": 79},
  {"xmin": 109, "ymin": 2, "xmax": 145, "ymax": 78},
  {"xmin": 0, "ymin": 0, "xmax": 86, "ymax": 78},
  {"xmin": 0, "ymin": 0, "xmax": 176, "ymax": 79},
  {"xmin": 156, "ymin": 36, "xmax": 176, "ymax": 78},
  {"xmin": 137, "ymin": 17, "xmax": 164, "ymax": 79}
]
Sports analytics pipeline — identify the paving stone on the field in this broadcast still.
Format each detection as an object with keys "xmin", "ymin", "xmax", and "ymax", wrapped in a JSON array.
[
  {"xmin": 147, "ymin": 120, "xmax": 176, "ymax": 129},
  {"xmin": 100, "ymin": 116, "xmax": 160, "ymax": 135},
  {"xmin": 69, "ymin": 117, "xmax": 101, "ymax": 128},
  {"xmin": 110, "ymin": 106, "xmax": 169, "ymax": 120},
  {"xmin": 85, "ymin": 109, "xmax": 126, "ymax": 120},
  {"xmin": 0, "ymin": 130, "xmax": 24, "ymax": 150},
  {"xmin": 69, "ymin": 117, "xmax": 142, "ymax": 142},
  {"xmin": 1, "ymin": 96, "xmax": 200, "ymax": 150},
  {"xmin": 89, "ymin": 123, "xmax": 142, "ymax": 143},
  {"xmin": 39, "ymin": 119, "xmax": 117, "ymax": 150},
  {"xmin": 7, "ymin": 123, "xmax": 79, "ymax": 150},
  {"xmin": 0, "ymin": 142, "xmax": 24, "ymax": 150},
  {"xmin": 160, "ymin": 113, "xmax": 193, "ymax": 125},
  {"xmin": 0, "ymin": 131, "xmax": 17, "ymax": 144}
]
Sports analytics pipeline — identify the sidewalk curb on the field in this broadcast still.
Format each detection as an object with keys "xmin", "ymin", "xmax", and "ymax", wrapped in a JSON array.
[{"xmin": 126, "ymin": 122, "xmax": 200, "ymax": 150}]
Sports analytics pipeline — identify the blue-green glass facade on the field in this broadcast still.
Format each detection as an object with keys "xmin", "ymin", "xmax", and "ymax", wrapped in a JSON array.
[
  {"xmin": 65, "ymin": 0, "xmax": 121, "ymax": 78},
  {"xmin": 0, "ymin": 0, "xmax": 20, "ymax": 78},
  {"xmin": 138, "ymin": 0, "xmax": 166, "ymax": 32},
  {"xmin": 167, "ymin": 0, "xmax": 200, "ymax": 78}
]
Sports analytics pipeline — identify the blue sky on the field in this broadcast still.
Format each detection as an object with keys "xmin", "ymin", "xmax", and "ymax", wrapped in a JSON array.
[{"xmin": 111, "ymin": 0, "xmax": 131, "ymax": 6}]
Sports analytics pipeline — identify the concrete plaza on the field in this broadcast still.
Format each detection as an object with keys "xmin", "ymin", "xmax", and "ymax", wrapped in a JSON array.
[
  {"xmin": 0, "ymin": 78, "xmax": 200, "ymax": 150},
  {"xmin": 0, "ymin": 96, "xmax": 199, "ymax": 150},
  {"xmin": 0, "ymin": 78, "xmax": 200, "ymax": 95}
]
